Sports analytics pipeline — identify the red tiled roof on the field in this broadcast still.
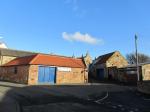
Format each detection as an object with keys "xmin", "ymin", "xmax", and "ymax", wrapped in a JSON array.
[{"xmin": 4, "ymin": 54, "xmax": 86, "ymax": 68}]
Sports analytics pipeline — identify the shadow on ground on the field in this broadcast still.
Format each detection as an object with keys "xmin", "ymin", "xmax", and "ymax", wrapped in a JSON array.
[{"xmin": 0, "ymin": 83, "xmax": 150, "ymax": 112}]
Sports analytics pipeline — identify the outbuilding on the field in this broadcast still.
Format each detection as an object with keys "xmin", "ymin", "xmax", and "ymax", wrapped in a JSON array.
[
  {"xmin": 0, "ymin": 54, "xmax": 88, "ymax": 85},
  {"xmin": 118, "ymin": 63, "xmax": 150, "ymax": 83},
  {"xmin": 89, "ymin": 51, "xmax": 128, "ymax": 80}
]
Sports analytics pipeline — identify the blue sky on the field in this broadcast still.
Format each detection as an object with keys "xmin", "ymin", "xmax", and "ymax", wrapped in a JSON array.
[{"xmin": 0, "ymin": 0, "xmax": 150, "ymax": 58}]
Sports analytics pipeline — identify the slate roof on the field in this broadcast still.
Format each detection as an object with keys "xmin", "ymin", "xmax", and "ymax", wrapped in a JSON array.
[
  {"xmin": 4, "ymin": 54, "xmax": 86, "ymax": 68},
  {"xmin": 0, "ymin": 48, "xmax": 36, "ymax": 57},
  {"xmin": 95, "ymin": 52, "xmax": 115, "ymax": 65}
]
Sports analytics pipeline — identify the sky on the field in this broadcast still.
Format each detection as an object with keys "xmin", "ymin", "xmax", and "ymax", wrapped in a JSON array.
[{"xmin": 0, "ymin": 0, "xmax": 150, "ymax": 58}]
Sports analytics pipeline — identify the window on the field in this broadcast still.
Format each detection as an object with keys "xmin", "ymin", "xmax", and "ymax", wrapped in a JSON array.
[{"xmin": 14, "ymin": 67, "xmax": 18, "ymax": 74}]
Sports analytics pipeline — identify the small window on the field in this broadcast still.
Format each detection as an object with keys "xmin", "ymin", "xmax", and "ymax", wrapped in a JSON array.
[{"xmin": 14, "ymin": 67, "xmax": 18, "ymax": 74}]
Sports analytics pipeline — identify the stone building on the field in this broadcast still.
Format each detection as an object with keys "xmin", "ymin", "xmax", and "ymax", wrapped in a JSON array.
[
  {"xmin": 81, "ymin": 52, "xmax": 92, "ymax": 70},
  {"xmin": 0, "ymin": 48, "xmax": 36, "ymax": 66},
  {"xmin": 0, "ymin": 54, "xmax": 88, "ymax": 85},
  {"xmin": 90, "ymin": 51, "xmax": 128, "ymax": 80}
]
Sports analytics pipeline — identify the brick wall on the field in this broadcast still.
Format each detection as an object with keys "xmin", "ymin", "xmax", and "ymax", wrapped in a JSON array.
[
  {"xmin": 27, "ymin": 65, "xmax": 87, "ymax": 85},
  {"xmin": 0, "ymin": 65, "xmax": 87, "ymax": 85},
  {"xmin": 56, "ymin": 68, "xmax": 88, "ymax": 84},
  {"xmin": 28, "ymin": 65, "xmax": 38, "ymax": 85},
  {"xmin": 0, "ymin": 65, "xmax": 29, "ymax": 84}
]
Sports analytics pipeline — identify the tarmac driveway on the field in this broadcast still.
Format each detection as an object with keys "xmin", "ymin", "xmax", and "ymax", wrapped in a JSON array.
[{"xmin": 0, "ymin": 81, "xmax": 150, "ymax": 112}]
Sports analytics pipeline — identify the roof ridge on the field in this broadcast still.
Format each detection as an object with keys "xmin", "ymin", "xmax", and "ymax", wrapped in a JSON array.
[
  {"xmin": 3, "ymin": 53, "xmax": 85, "ymax": 68},
  {"xmin": 29, "ymin": 54, "xmax": 39, "ymax": 64},
  {"xmin": 0, "ymin": 48, "xmax": 84, "ymax": 59},
  {"xmin": 39, "ymin": 53, "xmax": 83, "ymax": 60},
  {"xmin": 0, "ymin": 48, "xmax": 38, "ymax": 54},
  {"xmin": 98, "ymin": 51, "xmax": 116, "ymax": 58},
  {"xmin": 95, "ymin": 51, "xmax": 117, "ymax": 65}
]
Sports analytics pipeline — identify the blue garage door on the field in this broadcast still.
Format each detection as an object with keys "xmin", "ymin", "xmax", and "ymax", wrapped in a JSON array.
[
  {"xmin": 96, "ymin": 69, "xmax": 104, "ymax": 80},
  {"xmin": 38, "ymin": 66, "xmax": 56, "ymax": 84}
]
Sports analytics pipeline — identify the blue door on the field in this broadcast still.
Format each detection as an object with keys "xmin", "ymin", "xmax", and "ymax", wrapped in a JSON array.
[
  {"xmin": 38, "ymin": 66, "xmax": 56, "ymax": 84},
  {"xmin": 44, "ymin": 67, "xmax": 50, "ymax": 82},
  {"xmin": 49, "ymin": 67, "xmax": 55, "ymax": 83},
  {"xmin": 96, "ymin": 69, "xmax": 104, "ymax": 80},
  {"xmin": 38, "ymin": 66, "xmax": 45, "ymax": 83}
]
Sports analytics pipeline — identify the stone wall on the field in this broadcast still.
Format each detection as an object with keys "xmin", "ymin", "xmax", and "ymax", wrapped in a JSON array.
[
  {"xmin": 137, "ymin": 64, "xmax": 150, "ymax": 94},
  {"xmin": 0, "ymin": 56, "xmax": 16, "ymax": 66},
  {"xmin": 56, "ymin": 68, "xmax": 88, "ymax": 84},
  {"xmin": 90, "ymin": 51, "xmax": 128, "ymax": 80},
  {"xmin": 142, "ymin": 64, "xmax": 150, "ymax": 80},
  {"xmin": 106, "ymin": 51, "xmax": 128, "ymax": 68},
  {"xmin": 0, "ymin": 65, "xmax": 29, "ymax": 84}
]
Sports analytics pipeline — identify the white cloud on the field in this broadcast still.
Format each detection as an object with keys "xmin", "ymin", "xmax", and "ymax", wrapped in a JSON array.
[{"xmin": 62, "ymin": 32, "xmax": 103, "ymax": 45}]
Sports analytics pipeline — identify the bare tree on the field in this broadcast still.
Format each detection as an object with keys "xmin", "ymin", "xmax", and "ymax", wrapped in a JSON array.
[{"xmin": 126, "ymin": 53, "xmax": 150, "ymax": 64}]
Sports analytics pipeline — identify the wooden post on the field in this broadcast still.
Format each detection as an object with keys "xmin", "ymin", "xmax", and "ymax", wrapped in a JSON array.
[{"xmin": 135, "ymin": 34, "xmax": 139, "ymax": 81}]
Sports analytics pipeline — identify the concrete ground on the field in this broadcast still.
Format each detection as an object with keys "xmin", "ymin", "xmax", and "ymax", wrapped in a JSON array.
[{"xmin": 0, "ymin": 81, "xmax": 150, "ymax": 112}]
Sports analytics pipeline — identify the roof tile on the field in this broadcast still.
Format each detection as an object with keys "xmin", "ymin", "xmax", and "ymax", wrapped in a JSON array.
[{"xmin": 4, "ymin": 54, "xmax": 86, "ymax": 68}]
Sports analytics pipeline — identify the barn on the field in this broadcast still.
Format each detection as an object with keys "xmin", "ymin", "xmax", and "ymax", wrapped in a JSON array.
[
  {"xmin": 0, "ymin": 54, "xmax": 88, "ymax": 85},
  {"xmin": 89, "ymin": 51, "xmax": 128, "ymax": 80}
]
